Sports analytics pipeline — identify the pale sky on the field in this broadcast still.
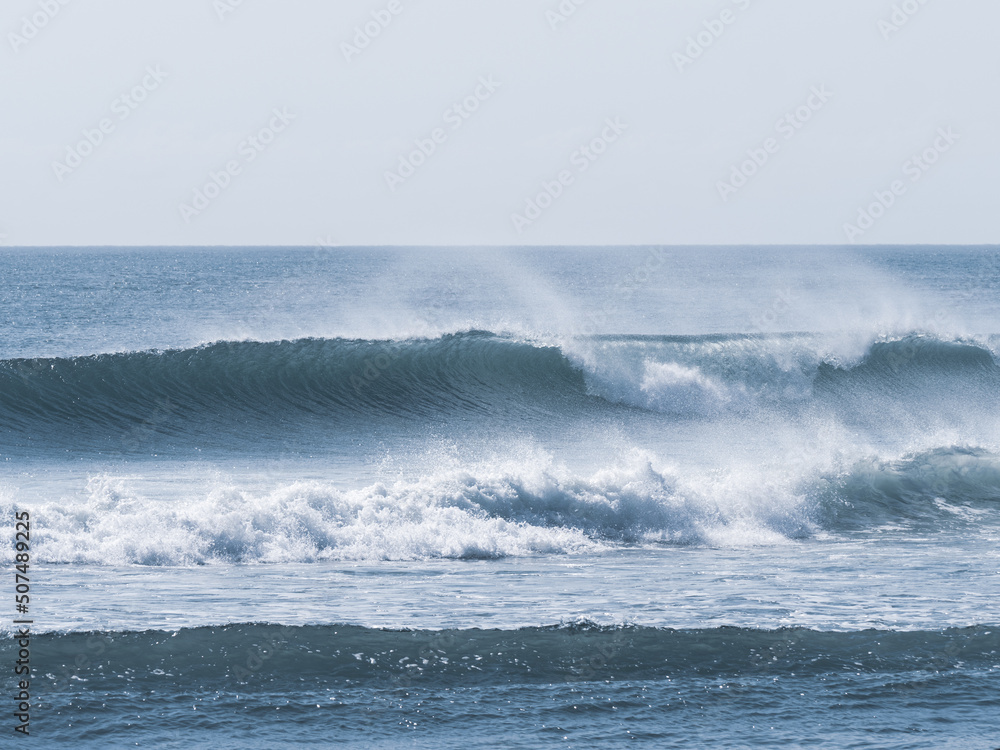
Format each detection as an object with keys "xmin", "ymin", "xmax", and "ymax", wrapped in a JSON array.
[{"xmin": 1, "ymin": 0, "xmax": 997, "ymax": 246}]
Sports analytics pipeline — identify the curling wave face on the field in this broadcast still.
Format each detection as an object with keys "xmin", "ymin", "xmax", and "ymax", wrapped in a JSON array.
[
  {"xmin": 2, "ymin": 331, "xmax": 999, "ymax": 449},
  {"xmin": 3, "ymin": 329, "xmax": 1000, "ymax": 564}
]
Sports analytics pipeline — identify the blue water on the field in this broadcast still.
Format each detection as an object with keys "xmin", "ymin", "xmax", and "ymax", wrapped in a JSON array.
[{"xmin": 1, "ymin": 246, "xmax": 999, "ymax": 748}]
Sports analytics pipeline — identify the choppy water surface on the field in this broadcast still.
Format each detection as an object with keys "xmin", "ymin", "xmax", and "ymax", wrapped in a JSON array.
[{"xmin": 1, "ymin": 246, "xmax": 998, "ymax": 748}]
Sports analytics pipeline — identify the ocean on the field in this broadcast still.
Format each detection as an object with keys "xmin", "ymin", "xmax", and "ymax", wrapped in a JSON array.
[{"xmin": 1, "ymin": 246, "xmax": 999, "ymax": 748}]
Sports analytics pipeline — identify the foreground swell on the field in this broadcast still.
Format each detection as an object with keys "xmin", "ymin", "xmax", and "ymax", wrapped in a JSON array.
[
  {"xmin": 11, "ymin": 623, "xmax": 999, "ymax": 750},
  {"xmin": 12, "ymin": 623, "xmax": 1000, "ymax": 688}
]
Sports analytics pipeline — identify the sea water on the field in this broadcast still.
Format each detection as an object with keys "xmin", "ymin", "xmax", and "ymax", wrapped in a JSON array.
[{"xmin": 1, "ymin": 246, "xmax": 998, "ymax": 748}]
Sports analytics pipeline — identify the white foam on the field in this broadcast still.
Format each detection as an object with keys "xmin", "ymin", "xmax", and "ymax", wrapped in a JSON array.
[
  {"xmin": 639, "ymin": 361, "xmax": 733, "ymax": 415},
  {"xmin": 15, "ymin": 450, "xmax": 821, "ymax": 566}
]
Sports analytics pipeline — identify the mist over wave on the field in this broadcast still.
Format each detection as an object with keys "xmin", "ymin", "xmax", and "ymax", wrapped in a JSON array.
[{"xmin": 2, "ymin": 330, "xmax": 999, "ymax": 451}]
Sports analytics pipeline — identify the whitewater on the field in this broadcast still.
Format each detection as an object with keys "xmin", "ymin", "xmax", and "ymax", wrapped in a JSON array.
[{"xmin": 1, "ymin": 246, "xmax": 998, "ymax": 748}]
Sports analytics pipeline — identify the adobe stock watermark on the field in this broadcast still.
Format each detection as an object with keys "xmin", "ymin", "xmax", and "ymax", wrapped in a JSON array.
[
  {"xmin": 8, "ymin": 0, "xmax": 72, "ymax": 54},
  {"xmin": 673, "ymin": 0, "xmax": 753, "ymax": 73},
  {"xmin": 842, "ymin": 127, "xmax": 959, "ymax": 244},
  {"xmin": 385, "ymin": 631, "xmax": 458, "ymax": 690},
  {"xmin": 878, "ymin": 0, "xmax": 932, "ymax": 40},
  {"xmin": 546, "ymin": 0, "xmax": 589, "ymax": 31},
  {"xmin": 347, "ymin": 341, "xmax": 403, "ymax": 395},
  {"xmin": 748, "ymin": 287, "xmax": 797, "ymax": 332},
  {"xmin": 178, "ymin": 107, "xmax": 296, "ymax": 222},
  {"xmin": 122, "ymin": 396, "xmax": 178, "ymax": 452},
  {"xmin": 384, "ymin": 75, "xmax": 501, "ymax": 192},
  {"xmin": 51, "ymin": 66, "xmax": 169, "ymax": 183},
  {"xmin": 716, "ymin": 85, "xmax": 833, "ymax": 202},
  {"xmin": 289, "ymin": 232, "xmax": 341, "ymax": 275},
  {"xmin": 747, "ymin": 629, "xmax": 806, "ymax": 674},
  {"xmin": 230, "ymin": 625, "xmax": 298, "ymax": 683},
  {"xmin": 566, "ymin": 628, "xmax": 629, "ymax": 682},
  {"xmin": 312, "ymin": 233, "xmax": 339, "ymax": 260},
  {"xmin": 510, "ymin": 117, "xmax": 628, "ymax": 234},
  {"xmin": 213, "ymin": 0, "xmax": 251, "ymax": 22},
  {"xmin": 48, "ymin": 634, "xmax": 115, "ymax": 691},
  {"xmin": 341, "ymin": 0, "xmax": 407, "ymax": 63},
  {"xmin": 572, "ymin": 246, "xmax": 666, "ymax": 336}
]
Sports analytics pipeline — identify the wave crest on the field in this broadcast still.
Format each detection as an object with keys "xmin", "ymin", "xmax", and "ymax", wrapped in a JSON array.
[
  {"xmin": 2, "ymin": 332, "xmax": 998, "ymax": 447},
  {"xmin": 7, "ymin": 442, "xmax": 997, "ymax": 566}
]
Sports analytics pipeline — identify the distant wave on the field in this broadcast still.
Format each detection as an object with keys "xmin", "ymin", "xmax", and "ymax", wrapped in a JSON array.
[
  {"xmin": 4, "ymin": 623, "xmax": 997, "ymax": 688},
  {"xmin": 4, "ymin": 444, "xmax": 997, "ymax": 565},
  {"xmin": 1, "ymin": 331, "xmax": 998, "ymax": 449}
]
